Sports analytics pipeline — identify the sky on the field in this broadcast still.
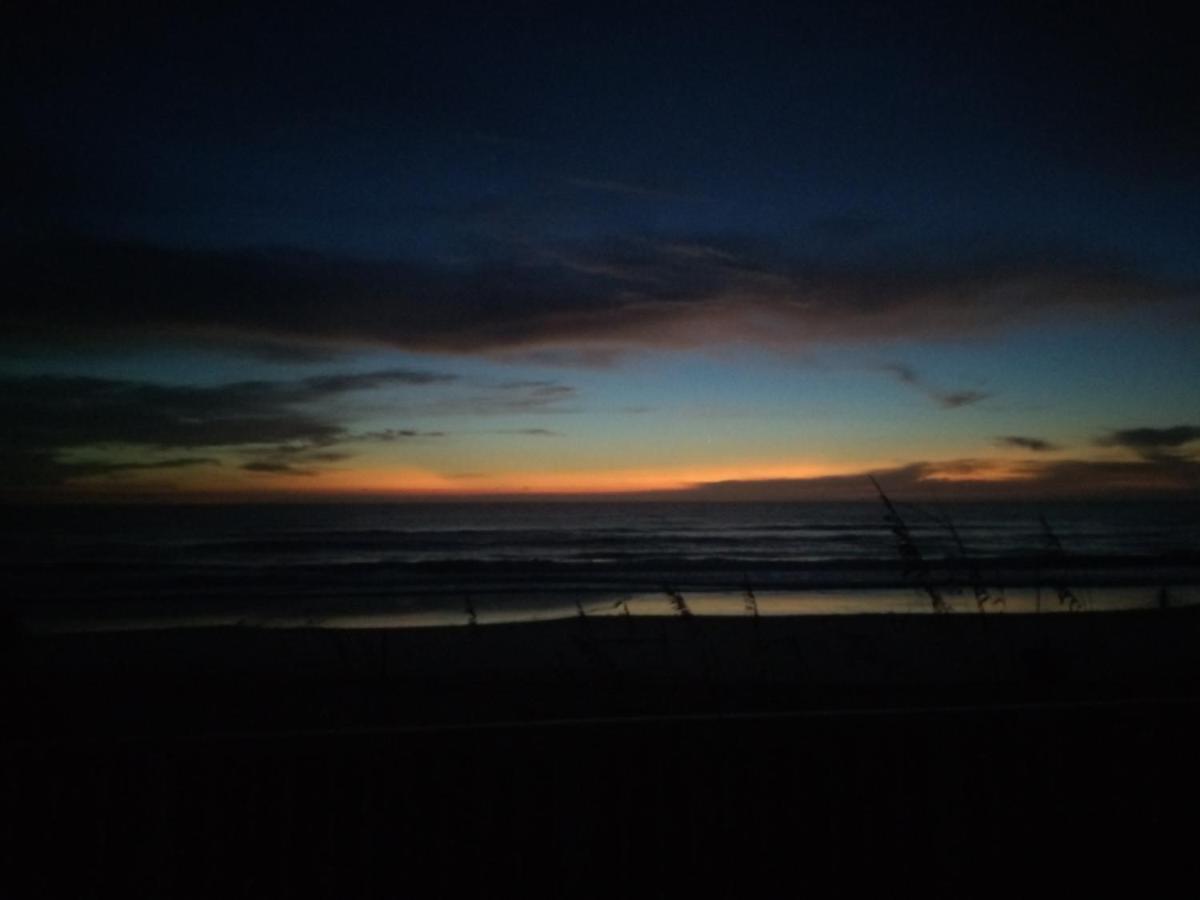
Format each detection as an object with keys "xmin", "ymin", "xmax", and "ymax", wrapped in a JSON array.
[{"xmin": 4, "ymin": 2, "xmax": 1199, "ymax": 500}]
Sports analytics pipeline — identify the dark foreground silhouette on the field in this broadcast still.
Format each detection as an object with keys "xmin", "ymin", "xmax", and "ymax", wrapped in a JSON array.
[{"xmin": 4, "ymin": 610, "xmax": 1199, "ymax": 896}]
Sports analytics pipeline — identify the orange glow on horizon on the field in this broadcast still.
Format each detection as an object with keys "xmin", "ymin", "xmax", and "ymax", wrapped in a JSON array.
[
  {"xmin": 919, "ymin": 460, "xmax": 1038, "ymax": 483},
  {"xmin": 271, "ymin": 461, "xmax": 862, "ymax": 496},
  {"xmin": 50, "ymin": 459, "xmax": 872, "ymax": 500},
  {"xmin": 53, "ymin": 454, "xmax": 1116, "ymax": 501}
]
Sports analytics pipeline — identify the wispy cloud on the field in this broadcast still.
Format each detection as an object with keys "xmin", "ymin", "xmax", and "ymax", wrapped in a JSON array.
[
  {"xmin": 495, "ymin": 380, "xmax": 574, "ymax": 401},
  {"xmin": 882, "ymin": 363, "xmax": 992, "ymax": 409},
  {"xmin": 299, "ymin": 370, "xmax": 457, "ymax": 392},
  {"xmin": 355, "ymin": 429, "xmax": 447, "ymax": 441},
  {"xmin": 240, "ymin": 445, "xmax": 353, "ymax": 477},
  {"xmin": 883, "ymin": 363, "xmax": 922, "ymax": 386},
  {"xmin": 241, "ymin": 460, "xmax": 315, "ymax": 476},
  {"xmin": 997, "ymin": 435, "xmax": 1060, "ymax": 452},
  {"xmin": 455, "ymin": 381, "xmax": 578, "ymax": 414},
  {"xmin": 934, "ymin": 389, "xmax": 991, "ymax": 409}
]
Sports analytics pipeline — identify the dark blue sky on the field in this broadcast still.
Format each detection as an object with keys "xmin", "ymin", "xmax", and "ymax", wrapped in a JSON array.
[
  {"xmin": 10, "ymin": 3, "xmax": 1196, "ymax": 262},
  {"xmin": 4, "ymin": 2, "xmax": 1199, "ymax": 498}
]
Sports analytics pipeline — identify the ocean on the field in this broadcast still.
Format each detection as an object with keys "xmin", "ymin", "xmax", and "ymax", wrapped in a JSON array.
[{"xmin": 4, "ymin": 500, "xmax": 1199, "ymax": 630}]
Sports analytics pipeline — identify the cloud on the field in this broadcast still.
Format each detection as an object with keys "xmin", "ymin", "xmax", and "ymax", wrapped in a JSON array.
[
  {"xmin": 0, "ymin": 369, "xmax": 455, "ymax": 488},
  {"xmin": 882, "ymin": 363, "xmax": 921, "ymax": 386},
  {"xmin": 493, "ymin": 428, "xmax": 561, "ymax": 437},
  {"xmin": 241, "ymin": 460, "xmax": 315, "ymax": 476},
  {"xmin": 300, "ymin": 370, "xmax": 458, "ymax": 392},
  {"xmin": 1, "ymin": 451, "xmax": 218, "ymax": 488},
  {"xmin": 997, "ymin": 435, "xmax": 1060, "ymax": 452},
  {"xmin": 882, "ymin": 363, "xmax": 992, "ymax": 409},
  {"xmin": 496, "ymin": 347, "xmax": 627, "ymax": 368},
  {"xmin": 675, "ymin": 456, "xmax": 1200, "ymax": 501},
  {"xmin": 0, "ymin": 369, "xmax": 452, "ymax": 451},
  {"xmin": 495, "ymin": 381, "xmax": 575, "ymax": 403},
  {"xmin": 239, "ymin": 444, "xmax": 354, "ymax": 477},
  {"xmin": 4, "ymin": 234, "xmax": 1188, "ymax": 361},
  {"xmin": 355, "ymin": 429, "xmax": 447, "ymax": 441},
  {"xmin": 425, "ymin": 380, "xmax": 578, "ymax": 416},
  {"xmin": 1099, "ymin": 425, "xmax": 1200, "ymax": 459},
  {"xmin": 1, "ymin": 375, "xmax": 342, "ymax": 453},
  {"xmin": 935, "ymin": 390, "xmax": 991, "ymax": 409}
]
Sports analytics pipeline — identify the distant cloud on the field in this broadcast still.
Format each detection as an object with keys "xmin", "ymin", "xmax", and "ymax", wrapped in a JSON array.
[
  {"xmin": 1098, "ymin": 425, "xmax": 1200, "ymax": 462},
  {"xmin": 882, "ymin": 363, "xmax": 922, "ymax": 386},
  {"xmin": 493, "ymin": 428, "xmax": 561, "ymax": 437},
  {"xmin": 676, "ymin": 456, "xmax": 1200, "ymax": 501},
  {"xmin": 355, "ymin": 429, "xmax": 447, "ymax": 441},
  {"xmin": 0, "ymin": 369, "xmax": 454, "ymax": 448},
  {"xmin": 0, "ymin": 369, "xmax": 457, "ymax": 489},
  {"xmin": 240, "ymin": 445, "xmax": 353, "ymax": 477},
  {"xmin": 241, "ymin": 460, "xmax": 315, "ymax": 476},
  {"xmin": 350, "ymin": 378, "xmax": 578, "ymax": 418},
  {"xmin": 998, "ymin": 435, "xmax": 1060, "ymax": 452},
  {"xmin": 462, "ymin": 381, "xmax": 577, "ymax": 414},
  {"xmin": 1100, "ymin": 425, "xmax": 1200, "ymax": 452},
  {"xmin": 496, "ymin": 381, "xmax": 574, "ymax": 402},
  {"xmin": 936, "ymin": 390, "xmax": 991, "ymax": 409},
  {"xmin": 4, "ymin": 234, "xmax": 1188, "ymax": 362},
  {"xmin": 301, "ymin": 370, "xmax": 458, "ymax": 392},
  {"xmin": 502, "ymin": 347, "xmax": 626, "ymax": 368},
  {"xmin": 882, "ymin": 363, "xmax": 991, "ymax": 409},
  {"xmin": 4, "ymin": 452, "xmax": 219, "ymax": 488}
]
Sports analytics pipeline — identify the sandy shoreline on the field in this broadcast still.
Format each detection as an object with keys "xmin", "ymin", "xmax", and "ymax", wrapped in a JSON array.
[
  {"xmin": 7, "ymin": 605, "xmax": 1200, "ymax": 738},
  {"xmin": 16, "ymin": 581, "xmax": 1200, "ymax": 634}
]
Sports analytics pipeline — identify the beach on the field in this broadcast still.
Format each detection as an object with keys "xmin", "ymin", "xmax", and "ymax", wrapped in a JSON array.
[
  {"xmin": 6, "ymin": 609, "xmax": 1200, "ymax": 897},
  {"xmin": 6, "ymin": 501, "xmax": 1200, "ymax": 895},
  {"xmin": 8, "ymin": 605, "xmax": 1200, "ymax": 738},
  {"xmin": 6, "ymin": 499, "xmax": 1200, "ymax": 635}
]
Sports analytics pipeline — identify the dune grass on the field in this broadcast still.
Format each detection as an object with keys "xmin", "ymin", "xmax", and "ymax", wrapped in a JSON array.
[
  {"xmin": 663, "ymin": 585, "xmax": 692, "ymax": 617},
  {"xmin": 742, "ymin": 574, "xmax": 759, "ymax": 619},
  {"xmin": 869, "ymin": 476, "xmax": 949, "ymax": 613},
  {"xmin": 926, "ymin": 508, "xmax": 1000, "ymax": 613},
  {"xmin": 1039, "ymin": 515, "xmax": 1082, "ymax": 611}
]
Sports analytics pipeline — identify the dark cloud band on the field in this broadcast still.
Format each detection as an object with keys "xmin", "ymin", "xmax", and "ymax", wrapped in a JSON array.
[{"xmin": 4, "ymin": 235, "xmax": 1187, "ymax": 360}]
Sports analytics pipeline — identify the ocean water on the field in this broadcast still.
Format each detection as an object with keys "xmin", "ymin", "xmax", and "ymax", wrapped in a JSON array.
[{"xmin": 4, "ymin": 501, "xmax": 1199, "ymax": 629}]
